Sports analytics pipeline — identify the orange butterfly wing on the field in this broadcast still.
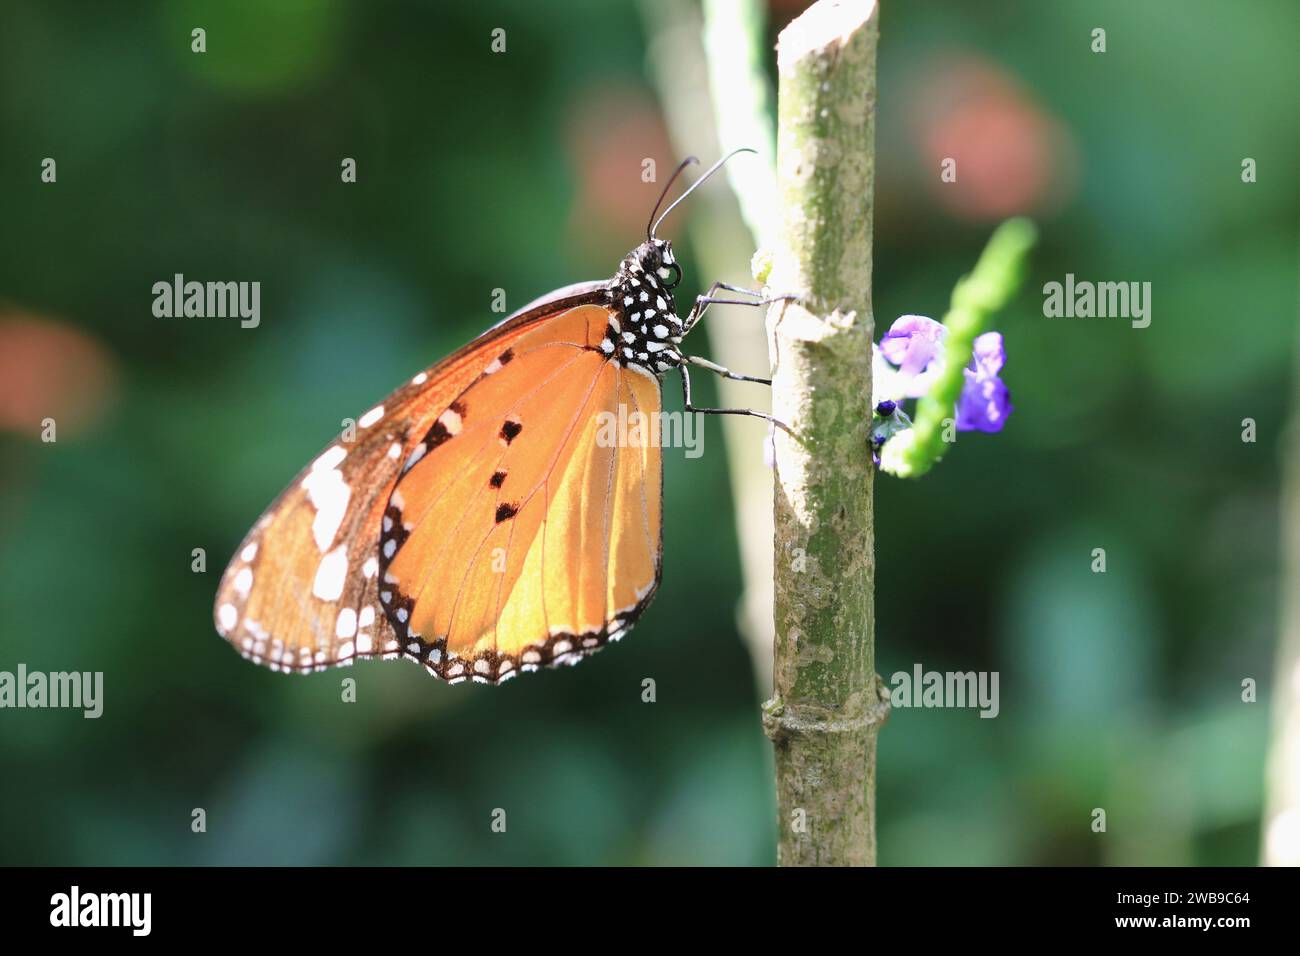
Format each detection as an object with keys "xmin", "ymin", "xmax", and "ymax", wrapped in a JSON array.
[
  {"xmin": 378, "ymin": 304, "xmax": 663, "ymax": 683},
  {"xmin": 212, "ymin": 284, "xmax": 613, "ymax": 674}
]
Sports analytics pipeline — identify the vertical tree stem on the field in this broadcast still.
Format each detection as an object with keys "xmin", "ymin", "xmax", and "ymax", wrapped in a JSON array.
[{"xmin": 762, "ymin": 0, "xmax": 885, "ymax": 867}]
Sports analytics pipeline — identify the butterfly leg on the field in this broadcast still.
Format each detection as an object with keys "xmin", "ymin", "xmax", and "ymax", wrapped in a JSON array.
[
  {"xmin": 683, "ymin": 284, "xmax": 799, "ymax": 335},
  {"xmin": 686, "ymin": 354, "xmax": 769, "ymax": 386},
  {"xmin": 680, "ymin": 363, "xmax": 792, "ymax": 436},
  {"xmin": 683, "ymin": 281, "xmax": 762, "ymax": 334}
]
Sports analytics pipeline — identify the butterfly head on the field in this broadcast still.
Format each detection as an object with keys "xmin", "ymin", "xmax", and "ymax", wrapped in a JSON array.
[
  {"xmin": 602, "ymin": 239, "xmax": 685, "ymax": 375},
  {"xmin": 635, "ymin": 237, "xmax": 682, "ymax": 289},
  {"xmin": 602, "ymin": 150, "xmax": 757, "ymax": 376}
]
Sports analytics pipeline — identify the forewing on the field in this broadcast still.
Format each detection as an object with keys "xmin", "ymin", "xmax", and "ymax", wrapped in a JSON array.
[
  {"xmin": 212, "ymin": 286, "xmax": 607, "ymax": 673},
  {"xmin": 379, "ymin": 304, "xmax": 664, "ymax": 683}
]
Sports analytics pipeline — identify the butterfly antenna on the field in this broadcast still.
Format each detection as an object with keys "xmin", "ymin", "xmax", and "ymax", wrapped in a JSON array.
[
  {"xmin": 650, "ymin": 146, "xmax": 756, "ymax": 239},
  {"xmin": 647, "ymin": 156, "xmax": 699, "ymax": 241}
]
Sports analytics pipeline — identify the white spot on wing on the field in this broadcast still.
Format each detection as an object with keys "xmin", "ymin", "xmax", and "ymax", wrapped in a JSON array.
[
  {"xmin": 358, "ymin": 405, "xmax": 384, "ymax": 428},
  {"xmin": 336, "ymin": 608, "xmax": 358, "ymax": 638},
  {"xmin": 438, "ymin": 407, "xmax": 462, "ymax": 434},
  {"xmin": 312, "ymin": 445, "xmax": 347, "ymax": 472},
  {"xmin": 404, "ymin": 443, "xmax": 427, "ymax": 472},
  {"xmin": 218, "ymin": 603, "xmax": 237, "ymax": 632},
  {"xmin": 302, "ymin": 466, "xmax": 351, "ymax": 553},
  {"xmin": 312, "ymin": 545, "xmax": 349, "ymax": 601}
]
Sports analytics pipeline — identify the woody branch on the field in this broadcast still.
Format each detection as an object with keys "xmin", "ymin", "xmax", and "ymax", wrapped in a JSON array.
[{"xmin": 762, "ymin": 0, "xmax": 886, "ymax": 867}]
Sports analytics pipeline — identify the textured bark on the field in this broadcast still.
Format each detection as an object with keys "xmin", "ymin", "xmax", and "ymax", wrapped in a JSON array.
[{"xmin": 761, "ymin": 0, "xmax": 886, "ymax": 867}]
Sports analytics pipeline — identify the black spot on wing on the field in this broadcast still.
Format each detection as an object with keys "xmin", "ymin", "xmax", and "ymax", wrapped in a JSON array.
[
  {"xmin": 500, "ymin": 418, "xmax": 523, "ymax": 444},
  {"xmin": 426, "ymin": 400, "xmax": 466, "ymax": 451},
  {"xmin": 495, "ymin": 502, "xmax": 519, "ymax": 523},
  {"xmin": 489, "ymin": 470, "xmax": 507, "ymax": 489},
  {"xmin": 426, "ymin": 422, "xmax": 451, "ymax": 450}
]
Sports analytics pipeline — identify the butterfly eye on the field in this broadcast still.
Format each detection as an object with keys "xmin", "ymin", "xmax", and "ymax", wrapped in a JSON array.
[{"xmin": 660, "ymin": 261, "xmax": 682, "ymax": 288}]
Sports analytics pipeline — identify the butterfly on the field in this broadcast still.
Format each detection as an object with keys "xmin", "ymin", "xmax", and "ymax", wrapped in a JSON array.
[{"xmin": 213, "ymin": 151, "xmax": 787, "ymax": 685}]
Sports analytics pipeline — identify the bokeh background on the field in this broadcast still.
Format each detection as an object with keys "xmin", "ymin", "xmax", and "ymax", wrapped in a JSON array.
[{"xmin": 1, "ymin": 0, "xmax": 1296, "ymax": 865}]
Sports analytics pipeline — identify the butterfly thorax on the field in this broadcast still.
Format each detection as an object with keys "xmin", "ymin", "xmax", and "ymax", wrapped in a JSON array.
[{"xmin": 599, "ymin": 238, "xmax": 684, "ymax": 376}]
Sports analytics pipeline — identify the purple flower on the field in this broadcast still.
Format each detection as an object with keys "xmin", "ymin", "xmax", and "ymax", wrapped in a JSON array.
[
  {"xmin": 955, "ymin": 332, "xmax": 1013, "ymax": 432},
  {"xmin": 875, "ymin": 315, "xmax": 1013, "ymax": 435},
  {"xmin": 878, "ymin": 315, "xmax": 947, "ymax": 398}
]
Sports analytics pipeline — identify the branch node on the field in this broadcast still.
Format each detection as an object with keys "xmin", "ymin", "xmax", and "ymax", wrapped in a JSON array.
[{"xmin": 762, "ymin": 675, "xmax": 892, "ymax": 744}]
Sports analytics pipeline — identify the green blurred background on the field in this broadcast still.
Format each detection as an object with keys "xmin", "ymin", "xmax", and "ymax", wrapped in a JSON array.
[{"xmin": 0, "ymin": 0, "xmax": 1295, "ymax": 865}]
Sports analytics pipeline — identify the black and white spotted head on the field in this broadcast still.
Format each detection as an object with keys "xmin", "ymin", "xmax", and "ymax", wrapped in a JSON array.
[
  {"xmin": 596, "ymin": 148, "xmax": 757, "ymax": 377},
  {"xmin": 600, "ymin": 238, "xmax": 685, "ymax": 376}
]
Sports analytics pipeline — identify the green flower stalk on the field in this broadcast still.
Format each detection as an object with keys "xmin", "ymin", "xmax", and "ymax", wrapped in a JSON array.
[{"xmin": 885, "ymin": 217, "xmax": 1038, "ymax": 478}]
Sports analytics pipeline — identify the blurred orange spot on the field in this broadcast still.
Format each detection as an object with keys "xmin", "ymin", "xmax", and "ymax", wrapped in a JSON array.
[
  {"xmin": 909, "ymin": 55, "xmax": 1078, "ymax": 221},
  {"xmin": 565, "ymin": 87, "xmax": 674, "ymax": 254},
  {"xmin": 0, "ymin": 311, "xmax": 118, "ymax": 439}
]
